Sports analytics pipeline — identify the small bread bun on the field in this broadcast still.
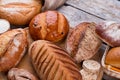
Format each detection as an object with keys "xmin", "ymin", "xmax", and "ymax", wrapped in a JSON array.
[
  {"xmin": 29, "ymin": 11, "xmax": 69, "ymax": 42},
  {"xmin": 0, "ymin": 19, "xmax": 10, "ymax": 34},
  {"xmin": 96, "ymin": 21, "xmax": 120, "ymax": 47},
  {"xmin": 105, "ymin": 47, "xmax": 120, "ymax": 69},
  {"xmin": 0, "ymin": 0, "xmax": 42, "ymax": 25}
]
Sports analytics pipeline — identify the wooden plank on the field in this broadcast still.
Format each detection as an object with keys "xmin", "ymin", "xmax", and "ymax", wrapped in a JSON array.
[
  {"xmin": 66, "ymin": 0, "xmax": 120, "ymax": 22},
  {"xmin": 58, "ymin": 5, "xmax": 103, "ymax": 27}
]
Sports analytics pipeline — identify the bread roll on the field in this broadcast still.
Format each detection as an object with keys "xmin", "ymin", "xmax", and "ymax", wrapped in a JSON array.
[
  {"xmin": 8, "ymin": 68, "xmax": 37, "ymax": 80},
  {"xmin": 105, "ymin": 47, "xmax": 120, "ymax": 69},
  {"xmin": 96, "ymin": 21, "xmax": 120, "ymax": 47},
  {"xmin": 66, "ymin": 22, "xmax": 102, "ymax": 63},
  {"xmin": 0, "ymin": 0, "xmax": 42, "ymax": 25},
  {"xmin": 29, "ymin": 11, "xmax": 69, "ymax": 42},
  {"xmin": 29, "ymin": 40, "xmax": 82, "ymax": 80},
  {"xmin": 0, "ymin": 19, "xmax": 10, "ymax": 34},
  {"xmin": 0, "ymin": 29, "xmax": 27, "ymax": 72}
]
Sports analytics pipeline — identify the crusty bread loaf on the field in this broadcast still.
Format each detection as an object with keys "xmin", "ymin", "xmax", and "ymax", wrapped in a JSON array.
[
  {"xmin": 96, "ymin": 21, "xmax": 120, "ymax": 47},
  {"xmin": 29, "ymin": 40, "xmax": 82, "ymax": 80},
  {"xmin": 66, "ymin": 22, "xmax": 102, "ymax": 63},
  {"xmin": 0, "ymin": 29, "xmax": 27, "ymax": 72},
  {"xmin": 105, "ymin": 47, "xmax": 120, "ymax": 69},
  {"xmin": 29, "ymin": 11, "xmax": 69, "ymax": 42},
  {"xmin": 8, "ymin": 68, "xmax": 37, "ymax": 80},
  {"xmin": 0, "ymin": 0, "xmax": 42, "ymax": 25}
]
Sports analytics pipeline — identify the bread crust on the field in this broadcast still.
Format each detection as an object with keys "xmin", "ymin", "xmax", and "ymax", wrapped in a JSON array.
[
  {"xmin": 96, "ymin": 21, "xmax": 120, "ymax": 47},
  {"xmin": 0, "ymin": 0, "xmax": 42, "ymax": 25},
  {"xmin": 105, "ymin": 47, "xmax": 120, "ymax": 69},
  {"xmin": 8, "ymin": 68, "xmax": 37, "ymax": 80},
  {"xmin": 66, "ymin": 22, "xmax": 102, "ymax": 63},
  {"xmin": 29, "ymin": 11, "xmax": 69, "ymax": 42},
  {"xmin": 0, "ymin": 29, "xmax": 27, "ymax": 72},
  {"xmin": 29, "ymin": 40, "xmax": 82, "ymax": 80}
]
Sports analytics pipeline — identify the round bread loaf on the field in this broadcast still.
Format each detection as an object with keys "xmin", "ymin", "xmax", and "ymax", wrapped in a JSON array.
[
  {"xmin": 29, "ymin": 40, "xmax": 82, "ymax": 80},
  {"xmin": 96, "ymin": 21, "xmax": 120, "ymax": 47},
  {"xmin": 105, "ymin": 47, "xmax": 120, "ymax": 69},
  {"xmin": 0, "ymin": 0, "xmax": 42, "ymax": 25},
  {"xmin": 29, "ymin": 11, "xmax": 69, "ymax": 42},
  {"xmin": 0, "ymin": 29, "xmax": 27, "ymax": 72}
]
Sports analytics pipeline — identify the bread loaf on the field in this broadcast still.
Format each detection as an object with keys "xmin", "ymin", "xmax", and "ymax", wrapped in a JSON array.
[
  {"xmin": 0, "ymin": 29, "xmax": 27, "ymax": 72},
  {"xmin": 8, "ymin": 68, "xmax": 37, "ymax": 80},
  {"xmin": 29, "ymin": 11, "xmax": 69, "ymax": 42},
  {"xmin": 0, "ymin": 0, "xmax": 42, "ymax": 25},
  {"xmin": 95, "ymin": 21, "xmax": 120, "ymax": 47},
  {"xmin": 29, "ymin": 40, "xmax": 82, "ymax": 80},
  {"xmin": 66, "ymin": 22, "xmax": 102, "ymax": 63}
]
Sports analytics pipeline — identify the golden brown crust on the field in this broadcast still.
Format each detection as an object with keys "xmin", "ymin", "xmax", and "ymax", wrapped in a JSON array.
[
  {"xmin": 29, "ymin": 40, "xmax": 82, "ymax": 80},
  {"xmin": 66, "ymin": 22, "xmax": 102, "ymax": 63},
  {"xmin": 105, "ymin": 47, "xmax": 120, "ymax": 69},
  {"xmin": 95, "ymin": 21, "xmax": 120, "ymax": 47},
  {"xmin": 29, "ymin": 11, "xmax": 69, "ymax": 42},
  {"xmin": 0, "ymin": 0, "xmax": 42, "ymax": 25},
  {"xmin": 0, "ymin": 29, "xmax": 27, "ymax": 72},
  {"xmin": 8, "ymin": 68, "xmax": 37, "ymax": 80}
]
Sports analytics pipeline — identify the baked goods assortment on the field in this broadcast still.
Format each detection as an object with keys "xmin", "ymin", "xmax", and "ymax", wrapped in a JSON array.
[
  {"xmin": 0, "ymin": 0, "xmax": 119, "ymax": 80},
  {"xmin": 29, "ymin": 40, "xmax": 82, "ymax": 80},
  {"xmin": 29, "ymin": 11, "xmax": 69, "ymax": 42},
  {"xmin": 66, "ymin": 22, "xmax": 101, "ymax": 63},
  {"xmin": 96, "ymin": 21, "xmax": 120, "ymax": 79}
]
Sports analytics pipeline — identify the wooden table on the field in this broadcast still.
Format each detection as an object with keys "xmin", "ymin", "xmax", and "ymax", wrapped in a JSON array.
[{"xmin": 58, "ymin": 0, "xmax": 120, "ymax": 80}]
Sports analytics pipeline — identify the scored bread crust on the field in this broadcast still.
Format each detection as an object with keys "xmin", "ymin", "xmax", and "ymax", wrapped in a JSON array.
[
  {"xmin": 66, "ymin": 22, "xmax": 102, "ymax": 63},
  {"xmin": 29, "ymin": 11, "xmax": 69, "ymax": 42},
  {"xmin": 29, "ymin": 40, "xmax": 82, "ymax": 80},
  {"xmin": 0, "ymin": 29, "xmax": 27, "ymax": 72},
  {"xmin": 0, "ymin": 0, "xmax": 42, "ymax": 25}
]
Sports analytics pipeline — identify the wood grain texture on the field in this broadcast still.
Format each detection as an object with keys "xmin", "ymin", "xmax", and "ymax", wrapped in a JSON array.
[
  {"xmin": 58, "ymin": 5, "xmax": 103, "ymax": 27},
  {"xmin": 66, "ymin": 0, "xmax": 120, "ymax": 22}
]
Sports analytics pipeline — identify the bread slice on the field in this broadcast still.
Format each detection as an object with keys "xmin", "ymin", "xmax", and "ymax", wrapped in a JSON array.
[{"xmin": 29, "ymin": 40, "xmax": 82, "ymax": 80}]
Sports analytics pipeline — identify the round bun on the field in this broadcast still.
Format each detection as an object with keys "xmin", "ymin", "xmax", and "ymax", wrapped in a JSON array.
[
  {"xmin": 105, "ymin": 47, "xmax": 120, "ymax": 69},
  {"xmin": 96, "ymin": 21, "xmax": 120, "ymax": 47},
  {"xmin": 0, "ymin": 0, "xmax": 42, "ymax": 25},
  {"xmin": 29, "ymin": 11, "xmax": 69, "ymax": 42}
]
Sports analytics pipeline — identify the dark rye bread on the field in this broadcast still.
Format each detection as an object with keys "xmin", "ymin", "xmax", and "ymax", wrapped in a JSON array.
[
  {"xmin": 66, "ymin": 22, "xmax": 102, "ymax": 63},
  {"xmin": 96, "ymin": 21, "xmax": 120, "ymax": 47},
  {"xmin": 29, "ymin": 40, "xmax": 82, "ymax": 80}
]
